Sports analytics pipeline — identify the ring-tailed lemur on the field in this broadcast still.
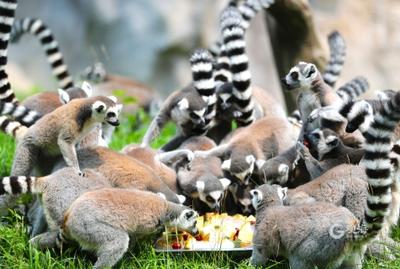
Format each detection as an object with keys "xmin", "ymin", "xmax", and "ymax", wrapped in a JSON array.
[
  {"xmin": 250, "ymin": 91, "xmax": 400, "ymax": 268},
  {"xmin": 322, "ymin": 30, "xmax": 346, "ymax": 88},
  {"xmin": 9, "ymin": 96, "xmax": 122, "ymax": 177},
  {"xmin": 61, "ymin": 188, "xmax": 198, "ymax": 268},
  {"xmin": 10, "ymin": 17, "xmax": 74, "ymax": 90},
  {"xmin": 0, "ymin": 0, "xmax": 18, "ymax": 104},
  {"xmin": 80, "ymin": 62, "xmax": 107, "ymax": 84},
  {"xmin": 141, "ymin": 50, "xmax": 214, "ymax": 151},
  {"xmin": 174, "ymin": 136, "xmax": 230, "ymax": 214}
]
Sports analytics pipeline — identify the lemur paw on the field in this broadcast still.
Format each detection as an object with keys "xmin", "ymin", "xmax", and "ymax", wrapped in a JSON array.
[{"xmin": 296, "ymin": 141, "xmax": 310, "ymax": 159}]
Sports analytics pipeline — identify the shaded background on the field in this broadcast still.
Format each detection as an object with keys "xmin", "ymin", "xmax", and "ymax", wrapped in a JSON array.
[{"xmin": 7, "ymin": 0, "xmax": 400, "ymax": 109}]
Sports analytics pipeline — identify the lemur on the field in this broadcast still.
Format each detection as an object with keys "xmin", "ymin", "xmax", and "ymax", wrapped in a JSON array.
[
  {"xmin": 174, "ymin": 136, "xmax": 230, "ymax": 214},
  {"xmin": 121, "ymin": 144, "xmax": 194, "ymax": 193},
  {"xmin": 9, "ymin": 96, "xmax": 122, "ymax": 177},
  {"xmin": 61, "ymin": 188, "xmax": 198, "ymax": 269},
  {"xmin": 250, "ymin": 92, "xmax": 400, "ymax": 268},
  {"xmin": 225, "ymin": 180, "xmax": 255, "ymax": 216},
  {"xmin": 0, "ymin": 0, "xmax": 18, "ymax": 104},
  {"xmin": 80, "ymin": 62, "xmax": 161, "ymax": 116},
  {"xmin": 141, "ymin": 49, "xmax": 215, "ymax": 151},
  {"xmin": 0, "ymin": 167, "xmax": 111, "ymax": 248},
  {"xmin": 10, "ymin": 17, "xmax": 74, "ymax": 90},
  {"xmin": 195, "ymin": 116, "xmax": 298, "ymax": 184}
]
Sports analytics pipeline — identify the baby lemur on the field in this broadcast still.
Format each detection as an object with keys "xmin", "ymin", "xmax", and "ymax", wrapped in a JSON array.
[{"xmin": 250, "ymin": 91, "xmax": 400, "ymax": 268}]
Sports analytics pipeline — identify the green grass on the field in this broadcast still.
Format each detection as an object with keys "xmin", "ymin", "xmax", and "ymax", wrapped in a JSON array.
[{"xmin": 0, "ymin": 109, "xmax": 399, "ymax": 268}]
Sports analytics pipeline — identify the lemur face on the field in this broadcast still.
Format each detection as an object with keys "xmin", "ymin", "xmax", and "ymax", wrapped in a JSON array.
[
  {"xmin": 216, "ymin": 82, "xmax": 234, "ymax": 111},
  {"xmin": 304, "ymin": 128, "xmax": 339, "ymax": 160},
  {"xmin": 250, "ymin": 184, "xmax": 287, "ymax": 209},
  {"xmin": 81, "ymin": 62, "xmax": 106, "ymax": 83},
  {"xmin": 196, "ymin": 178, "xmax": 230, "ymax": 210},
  {"xmin": 169, "ymin": 208, "xmax": 199, "ymax": 235},
  {"xmin": 222, "ymin": 155, "xmax": 255, "ymax": 184},
  {"xmin": 229, "ymin": 181, "xmax": 255, "ymax": 215},
  {"xmin": 282, "ymin": 62, "xmax": 318, "ymax": 91},
  {"xmin": 92, "ymin": 96, "xmax": 122, "ymax": 126}
]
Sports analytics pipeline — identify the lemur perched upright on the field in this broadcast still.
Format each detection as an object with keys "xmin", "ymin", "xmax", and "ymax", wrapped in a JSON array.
[
  {"xmin": 10, "ymin": 17, "xmax": 74, "ymax": 90},
  {"xmin": 250, "ymin": 92, "xmax": 400, "ymax": 268},
  {"xmin": 141, "ymin": 49, "xmax": 215, "ymax": 151}
]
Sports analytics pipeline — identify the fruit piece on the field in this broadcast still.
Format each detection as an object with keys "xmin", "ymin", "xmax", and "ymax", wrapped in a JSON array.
[
  {"xmin": 195, "ymin": 234, "xmax": 203, "ymax": 241},
  {"xmin": 182, "ymin": 233, "xmax": 189, "ymax": 241},
  {"xmin": 233, "ymin": 228, "xmax": 240, "ymax": 241},
  {"xmin": 171, "ymin": 241, "xmax": 181, "ymax": 249}
]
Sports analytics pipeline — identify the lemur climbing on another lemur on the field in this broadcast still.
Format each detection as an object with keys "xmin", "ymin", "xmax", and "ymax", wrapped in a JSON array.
[
  {"xmin": 141, "ymin": 49, "xmax": 215, "ymax": 151},
  {"xmin": 250, "ymin": 92, "xmax": 400, "ymax": 268}
]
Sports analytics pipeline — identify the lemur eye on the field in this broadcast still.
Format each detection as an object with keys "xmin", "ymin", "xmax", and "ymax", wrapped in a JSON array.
[
  {"xmin": 307, "ymin": 66, "xmax": 316, "ymax": 77},
  {"xmin": 190, "ymin": 112, "xmax": 200, "ymax": 119},
  {"xmin": 185, "ymin": 210, "xmax": 194, "ymax": 219},
  {"xmin": 106, "ymin": 112, "xmax": 116, "ymax": 118},
  {"xmin": 290, "ymin": 72, "xmax": 299, "ymax": 80},
  {"xmin": 206, "ymin": 195, "xmax": 214, "ymax": 203},
  {"xmin": 312, "ymin": 132, "xmax": 320, "ymax": 139}
]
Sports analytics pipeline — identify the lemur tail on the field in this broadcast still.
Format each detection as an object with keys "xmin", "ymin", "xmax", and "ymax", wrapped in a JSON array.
[
  {"xmin": 0, "ymin": 175, "xmax": 45, "ymax": 195},
  {"xmin": 0, "ymin": 115, "xmax": 28, "ymax": 139},
  {"xmin": 322, "ymin": 31, "xmax": 346, "ymax": 88},
  {"xmin": 0, "ymin": 101, "xmax": 41, "ymax": 126},
  {"xmin": 10, "ymin": 18, "xmax": 74, "ymax": 90},
  {"xmin": 336, "ymin": 76, "xmax": 369, "ymax": 104},
  {"xmin": 355, "ymin": 92, "xmax": 400, "ymax": 240},
  {"xmin": 220, "ymin": 7, "xmax": 254, "ymax": 127},
  {"xmin": 80, "ymin": 62, "xmax": 107, "ymax": 84},
  {"xmin": 0, "ymin": 0, "xmax": 18, "ymax": 104},
  {"xmin": 190, "ymin": 49, "xmax": 216, "ymax": 132}
]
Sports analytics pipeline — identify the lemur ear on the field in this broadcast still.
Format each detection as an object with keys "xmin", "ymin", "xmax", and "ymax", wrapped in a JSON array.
[
  {"xmin": 326, "ymin": 135, "xmax": 339, "ymax": 147},
  {"xmin": 81, "ymin": 81, "xmax": 93, "ymax": 97},
  {"xmin": 250, "ymin": 189, "xmax": 262, "ymax": 200},
  {"xmin": 277, "ymin": 186, "xmax": 288, "ymax": 202},
  {"xmin": 246, "ymin": 155, "xmax": 255, "ymax": 164},
  {"xmin": 221, "ymin": 159, "xmax": 231, "ymax": 170},
  {"xmin": 177, "ymin": 194, "xmax": 186, "ymax": 204},
  {"xmin": 219, "ymin": 178, "xmax": 231, "ymax": 190},
  {"xmin": 196, "ymin": 181, "xmax": 205, "ymax": 192},
  {"xmin": 58, "ymin": 89, "xmax": 70, "ymax": 104},
  {"xmin": 93, "ymin": 100, "xmax": 106, "ymax": 113},
  {"xmin": 116, "ymin": 103, "xmax": 123, "ymax": 112},
  {"xmin": 178, "ymin": 98, "xmax": 189, "ymax": 110},
  {"xmin": 107, "ymin": 95, "xmax": 118, "ymax": 103},
  {"xmin": 308, "ymin": 64, "xmax": 316, "ymax": 76}
]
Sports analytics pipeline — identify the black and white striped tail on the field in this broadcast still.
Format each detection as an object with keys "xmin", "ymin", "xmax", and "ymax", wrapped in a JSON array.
[
  {"xmin": 358, "ymin": 92, "xmax": 400, "ymax": 239},
  {"xmin": 342, "ymin": 100, "xmax": 374, "ymax": 134},
  {"xmin": 0, "ymin": 175, "xmax": 36, "ymax": 195},
  {"xmin": 10, "ymin": 18, "xmax": 74, "ymax": 90},
  {"xmin": 322, "ymin": 31, "xmax": 346, "ymax": 88},
  {"xmin": 221, "ymin": 7, "xmax": 254, "ymax": 127},
  {"xmin": 0, "ymin": 101, "xmax": 41, "ymax": 126},
  {"xmin": 0, "ymin": 115, "xmax": 27, "ymax": 138},
  {"xmin": 190, "ymin": 49, "xmax": 216, "ymax": 132},
  {"xmin": 336, "ymin": 76, "xmax": 369, "ymax": 104},
  {"xmin": 80, "ymin": 62, "xmax": 107, "ymax": 83},
  {"xmin": 0, "ymin": 0, "xmax": 18, "ymax": 104},
  {"xmin": 214, "ymin": 44, "xmax": 231, "ymax": 83}
]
